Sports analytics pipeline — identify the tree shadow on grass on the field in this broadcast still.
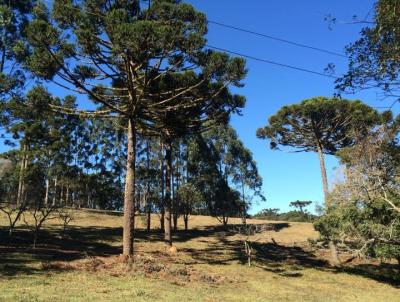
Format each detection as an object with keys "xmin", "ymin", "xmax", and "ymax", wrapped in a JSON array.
[
  {"xmin": 173, "ymin": 225, "xmax": 400, "ymax": 287},
  {"xmin": 0, "ymin": 225, "xmax": 122, "ymax": 277},
  {"xmin": 1, "ymin": 223, "xmax": 399, "ymax": 287}
]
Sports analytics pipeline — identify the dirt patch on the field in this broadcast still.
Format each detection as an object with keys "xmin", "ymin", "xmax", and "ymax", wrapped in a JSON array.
[{"xmin": 39, "ymin": 253, "xmax": 227, "ymax": 284}]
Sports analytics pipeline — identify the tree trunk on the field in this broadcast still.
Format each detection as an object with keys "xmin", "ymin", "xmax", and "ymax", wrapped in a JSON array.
[
  {"xmin": 184, "ymin": 216, "xmax": 188, "ymax": 231},
  {"xmin": 316, "ymin": 143, "xmax": 329, "ymax": 203},
  {"xmin": 16, "ymin": 144, "xmax": 27, "ymax": 205},
  {"xmin": 146, "ymin": 203, "xmax": 151, "ymax": 232},
  {"xmin": 160, "ymin": 140, "xmax": 165, "ymax": 231},
  {"xmin": 173, "ymin": 213, "xmax": 178, "ymax": 231},
  {"xmin": 53, "ymin": 177, "xmax": 58, "ymax": 206},
  {"xmin": 145, "ymin": 141, "xmax": 151, "ymax": 232},
  {"xmin": 164, "ymin": 138, "xmax": 172, "ymax": 246},
  {"xmin": 122, "ymin": 118, "xmax": 137, "ymax": 256},
  {"xmin": 241, "ymin": 177, "xmax": 247, "ymax": 225},
  {"xmin": 66, "ymin": 186, "xmax": 70, "ymax": 206},
  {"xmin": 317, "ymin": 144, "xmax": 340, "ymax": 266},
  {"xmin": 329, "ymin": 241, "xmax": 341, "ymax": 267},
  {"xmin": 44, "ymin": 179, "xmax": 49, "ymax": 205},
  {"xmin": 223, "ymin": 215, "xmax": 228, "ymax": 226}
]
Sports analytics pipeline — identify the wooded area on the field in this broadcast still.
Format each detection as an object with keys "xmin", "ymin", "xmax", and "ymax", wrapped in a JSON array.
[{"xmin": 0, "ymin": 1, "xmax": 399, "ymax": 301}]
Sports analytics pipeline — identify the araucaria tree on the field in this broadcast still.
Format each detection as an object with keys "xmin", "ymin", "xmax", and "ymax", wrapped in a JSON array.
[
  {"xmin": 25, "ymin": 0, "xmax": 246, "ymax": 256},
  {"xmin": 0, "ymin": 0, "xmax": 35, "ymax": 102},
  {"xmin": 256, "ymin": 97, "xmax": 379, "ymax": 203}
]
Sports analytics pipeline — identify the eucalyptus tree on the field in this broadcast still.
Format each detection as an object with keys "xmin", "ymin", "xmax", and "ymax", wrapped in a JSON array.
[
  {"xmin": 25, "ymin": 0, "xmax": 246, "ymax": 256},
  {"xmin": 256, "ymin": 97, "xmax": 380, "ymax": 203},
  {"xmin": 154, "ymin": 89, "xmax": 246, "ymax": 244},
  {"xmin": 204, "ymin": 124, "xmax": 264, "ymax": 223}
]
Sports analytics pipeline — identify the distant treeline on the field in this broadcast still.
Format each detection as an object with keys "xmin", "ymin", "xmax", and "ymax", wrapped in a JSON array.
[{"xmin": 253, "ymin": 208, "xmax": 317, "ymax": 223}]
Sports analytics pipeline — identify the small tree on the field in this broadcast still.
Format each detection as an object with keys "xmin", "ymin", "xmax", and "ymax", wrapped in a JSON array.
[
  {"xmin": 177, "ymin": 183, "xmax": 202, "ymax": 230},
  {"xmin": 289, "ymin": 200, "xmax": 312, "ymax": 213},
  {"xmin": 23, "ymin": 202, "xmax": 59, "ymax": 248}
]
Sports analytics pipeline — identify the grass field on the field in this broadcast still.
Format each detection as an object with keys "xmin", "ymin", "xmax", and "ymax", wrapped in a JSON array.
[{"xmin": 0, "ymin": 209, "xmax": 399, "ymax": 302}]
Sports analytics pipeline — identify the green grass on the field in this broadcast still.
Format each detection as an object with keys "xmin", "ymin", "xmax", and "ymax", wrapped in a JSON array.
[{"xmin": 0, "ymin": 210, "xmax": 399, "ymax": 302}]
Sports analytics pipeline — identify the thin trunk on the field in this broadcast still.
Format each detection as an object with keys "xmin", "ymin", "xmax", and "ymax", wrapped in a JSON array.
[
  {"xmin": 241, "ymin": 177, "xmax": 246, "ymax": 225},
  {"xmin": 53, "ymin": 177, "xmax": 58, "ymax": 206},
  {"xmin": 146, "ymin": 140, "xmax": 151, "ymax": 232},
  {"xmin": 316, "ymin": 143, "xmax": 329, "ymax": 203},
  {"xmin": 173, "ymin": 213, "xmax": 178, "ymax": 231},
  {"xmin": 60, "ymin": 184, "xmax": 64, "ymax": 206},
  {"xmin": 317, "ymin": 143, "xmax": 341, "ymax": 266},
  {"xmin": 122, "ymin": 118, "xmax": 137, "ymax": 256},
  {"xmin": 160, "ymin": 140, "xmax": 165, "ymax": 231},
  {"xmin": 146, "ymin": 202, "xmax": 151, "ymax": 232},
  {"xmin": 184, "ymin": 216, "xmax": 188, "ymax": 231},
  {"xmin": 44, "ymin": 179, "xmax": 49, "ymax": 205},
  {"xmin": 164, "ymin": 138, "xmax": 172, "ymax": 246},
  {"xmin": 16, "ymin": 144, "xmax": 27, "ymax": 205},
  {"xmin": 66, "ymin": 186, "xmax": 70, "ymax": 206}
]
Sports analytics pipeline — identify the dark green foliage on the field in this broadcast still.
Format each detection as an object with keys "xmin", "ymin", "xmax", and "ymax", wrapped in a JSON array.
[
  {"xmin": 253, "ymin": 208, "xmax": 317, "ymax": 223},
  {"xmin": 337, "ymin": 0, "xmax": 400, "ymax": 98},
  {"xmin": 0, "ymin": 0, "xmax": 35, "ymax": 101},
  {"xmin": 256, "ymin": 97, "xmax": 380, "ymax": 155},
  {"xmin": 290, "ymin": 200, "xmax": 312, "ymax": 212},
  {"xmin": 314, "ymin": 201, "xmax": 400, "ymax": 261},
  {"xmin": 314, "ymin": 121, "xmax": 400, "ymax": 262}
]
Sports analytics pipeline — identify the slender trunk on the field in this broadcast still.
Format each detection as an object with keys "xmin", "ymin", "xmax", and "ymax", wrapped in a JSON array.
[
  {"xmin": 146, "ymin": 202, "xmax": 151, "ymax": 232},
  {"xmin": 122, "ymin": 118, "xmax": 137, "ymax": 256},
  {"xmin": 160, "ymin": 209, "xmax": 165, "ymax": 231},
  {"xmin": 72, "ymin": 190, "xmax": 75, "ymax": 207},
  {"xmin": 316, "ymin": 143, "xmax": 329, "ymax": 203},
  {"xmin": 33, "ymin": 231, "xmax": 38, "ymax": 249},
  {"xmin": 173, "ymin": 213, "xmax": 178, "ymax": 231},
  {"xmin": 146, "ymin": 141, "xmax": 151, "ymax": 232},
  {"xmin": 164, "ymin": 138, "xmax": 172, "ymax": 246},
  {"xmin": 60, "ymin": 184, "xmax": 64, "ymax": 206},
  {"xmin": 160, "ymin": 140, "xmax": 165, "ymax": 231},
  {"xmin": 16, "ymin": 144, "xmax": 27, "ymax": 205},
  {"xmin": 241, "ymin": 177, "xmax": 246, "ymax": 225},
  {"xmin": 53, "ymin": 177, "xmax": 58, "ymax": 206},
  {"xmin": 184, "ymin": 216, "xmax": 188, "ymax": 231},
  {"xmin": 44, "ymin": 179, "xmax": 49, "ymax": 205},
  {"xmin": 317, "ymin": 143, "xmax": 341, "ymax": 266},
  {"xmin": 172, "ymin": 157, "xmax": 177, "ymax": 232},
  {"xmin": 66, "ymin": 186, "xmax": 70, "ymax": 206}
]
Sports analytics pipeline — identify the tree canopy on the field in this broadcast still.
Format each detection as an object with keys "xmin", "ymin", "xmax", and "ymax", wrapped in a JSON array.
[{"xmin": 337, "ymin": 0, "xmax": 400, "ymax": 100}]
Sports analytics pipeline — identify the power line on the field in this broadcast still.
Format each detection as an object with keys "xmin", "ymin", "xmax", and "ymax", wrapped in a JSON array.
[
  {"xmin": 206, "ymin": 45, "xmax": 339, "ymax": 79},
  {"xmin": 208, "ymin": 20, "xmax": 347, "ymax": 58},
  {"xmin": 35, "ymin": 1, "xmax": 396, "ymax": 110},
  {"xmin": 206, "ymin": 45, "xmax": 398, "ymax": 110}
]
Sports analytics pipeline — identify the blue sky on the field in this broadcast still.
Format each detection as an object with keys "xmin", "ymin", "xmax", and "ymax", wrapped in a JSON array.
[
  {"xmin": 187, "ymin": 0, "xmax": 391, "ymax": 214},
  {"xmin": 1, "ymin": 0, "xmax": 395, "ymax": 214}
]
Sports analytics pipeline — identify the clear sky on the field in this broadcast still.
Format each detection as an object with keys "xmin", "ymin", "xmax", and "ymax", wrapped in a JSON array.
[
  {"xmin": 1, "ymin": 0, "xmax": 395, "ymax": 214},
  {"xmin": 186, "ymin": 0, "xmax": 392, "ymax": 214}
]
